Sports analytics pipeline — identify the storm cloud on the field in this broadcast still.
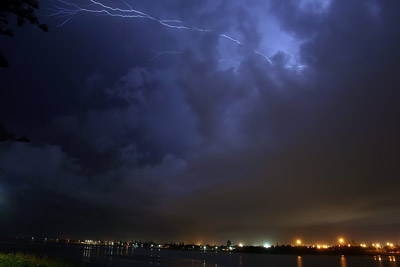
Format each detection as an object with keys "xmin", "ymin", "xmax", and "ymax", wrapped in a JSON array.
[{"xmin": 0, "ymin": 0, "xmax": 399, "ymax": 245}]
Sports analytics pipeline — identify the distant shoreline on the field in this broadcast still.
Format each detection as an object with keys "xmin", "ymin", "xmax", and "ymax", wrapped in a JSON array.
[{"xmin": 1, "ymin": 238, "xmax": 398, "ymax": 257}]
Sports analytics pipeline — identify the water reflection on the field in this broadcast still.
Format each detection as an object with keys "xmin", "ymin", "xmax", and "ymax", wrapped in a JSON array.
[
  {"xmin": 340, "ymin": 255, "xmax": 347, "ymax": 267},
  {"xmin": 297, "ymin": 256, "xmax": 303, "ymax": 267},
  {"xmin": 83, "ymin": 245, "xmax": 101, "ymax": 263},
  {"xmin": 389, "ymin": 256, "xmax": 398, "ymax": 267},
  {"xmin": 374, "ymin": 255, "xmax": 383, "ymax": 267},
  {"xmin": 82, "ymin": 245, "xmax": 90, "ymax": 263},
  {"xmin": 80, "ymin": 244, "xmax": 400, "ymax": 267}
]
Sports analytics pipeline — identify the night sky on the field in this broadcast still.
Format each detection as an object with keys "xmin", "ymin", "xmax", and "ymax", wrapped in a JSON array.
[{"xmin": 1, "ymin": 0, "xmax": 400, "ymax": 245}]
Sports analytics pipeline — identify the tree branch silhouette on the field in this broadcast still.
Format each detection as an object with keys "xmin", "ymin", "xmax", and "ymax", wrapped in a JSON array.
[{"xmin": 1, "ymin": 0, "xmax": 48, "ymax": 67}]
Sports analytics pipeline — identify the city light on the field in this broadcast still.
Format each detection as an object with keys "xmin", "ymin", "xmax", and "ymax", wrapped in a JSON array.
[
  {"xmin": 339, "ymin": 238, "xmax": 344, "ymax": 244},
  {"xmin": 296, "ymin": 239, "xmax": 302, "ymax": 245},
  {"xmin": 264, "ymin": 243, "xmax": 271, "ymax": 248},
  {"xmin": 239, "ymin": 243, "xmax": 244, "ymax": 248}
]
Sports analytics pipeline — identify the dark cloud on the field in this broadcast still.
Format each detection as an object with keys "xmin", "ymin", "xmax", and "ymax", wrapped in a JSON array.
[{"xmin": 0, "ymin": 0, "xmax": 399, "ymax": 244}]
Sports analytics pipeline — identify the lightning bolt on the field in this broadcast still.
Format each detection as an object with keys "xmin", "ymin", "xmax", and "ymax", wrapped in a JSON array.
[
  {"xmin": 285, "ymin": 65, "xmax": 307, "ymax": 70},
  {"xmin": 254, "ymin": 50, "xmax": 273, "ymax": 64},
  {"xmin": 49, "ymin": 0, "xmax": 213, "ymax": 31},
  {"xmin": 219, "ymin": 34, "xmax": 243, "ymax": 45},
  {"xmin": 150, "ymin": 51, "xmax": 183, "ymax": 61},
  {"xmin": 49, "ymin": 0, "xmax": 276, "ymax": 65}
]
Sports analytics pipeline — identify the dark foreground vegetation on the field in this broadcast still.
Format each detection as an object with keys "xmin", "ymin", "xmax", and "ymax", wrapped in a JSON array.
[{"xmin": 0, "ymin": 252, "xmax": 72, "ymax": 267}]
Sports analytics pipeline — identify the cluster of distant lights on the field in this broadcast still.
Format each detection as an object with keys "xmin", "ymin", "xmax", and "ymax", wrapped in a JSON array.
[
  {"xmin": 295, "ymin": 238, "xmax": 330, "ymax": 248},
  {"xmin": 208, "ymin": 238, "xmax": 398, "ymax": 250},
  {"xmin": 216, "ymin": 238, "xmax": 397, "ymax": 253},
  {"xmin": 292, "ymin": 238, "xmax": 398, "ymax": 249},
  {"xmin": 33, "ymin": 237, "xmax": 398, "ymax": 251}
]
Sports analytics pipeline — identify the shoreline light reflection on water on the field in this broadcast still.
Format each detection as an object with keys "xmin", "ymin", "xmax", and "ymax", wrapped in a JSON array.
[
  {"xmin": 80, "ymin": 244, "xmax": 398, "ymax": 267},
  {"xmin": 297, "ymin": 255, "xmax": 303, "ymax": 267}
]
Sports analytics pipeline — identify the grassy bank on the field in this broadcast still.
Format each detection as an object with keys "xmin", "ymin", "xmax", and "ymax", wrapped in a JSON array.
[{"xmin": 0, "ymin": 252, "xmax": 73, "ymax": 267}]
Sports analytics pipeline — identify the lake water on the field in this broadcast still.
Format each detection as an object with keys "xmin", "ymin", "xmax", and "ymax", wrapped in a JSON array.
[{"xmin": 0, "ymin": 241, "xmax": 398, "ymax": 267}]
